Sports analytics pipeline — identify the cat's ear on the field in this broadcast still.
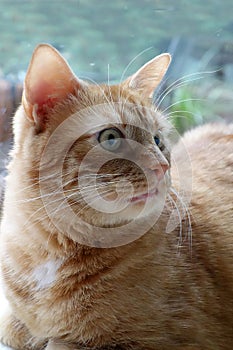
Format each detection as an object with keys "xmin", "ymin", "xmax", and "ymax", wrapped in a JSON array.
[
  {"xmin": 123, "ymin": 53, "xmax": 171, "ymax": 99},
  {"xmin": 22, "ymin": 44, "xmax": 80, "ymax": 131}
]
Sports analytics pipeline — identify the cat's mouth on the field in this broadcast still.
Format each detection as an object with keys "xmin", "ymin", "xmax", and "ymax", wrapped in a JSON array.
[{"xmin": 129, "ymin": 187, "xmax": 158, "ymax": 203}]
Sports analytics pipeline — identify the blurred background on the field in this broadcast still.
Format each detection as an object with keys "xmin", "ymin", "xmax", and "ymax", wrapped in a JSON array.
[{"xmin": 0, "ymin": 0, "xmax": 233, "ymax": 204}]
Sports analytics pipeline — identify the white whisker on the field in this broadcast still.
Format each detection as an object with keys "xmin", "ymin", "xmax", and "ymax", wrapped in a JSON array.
[
  {"xmin": 161, "ymin": 98, "xmax": 205, "ymax": 115},
  {"xmin": 155, "ymin": 70, "xmax": 216, "ymax": 107},
  {"xmin": 120, "ymin": 47, "xmax": 153, "ymax": 84},
  {"xmin": 169, "ymin": 187, "xmax": 192, "ymax": 252},
  {"xmin": 155, "ymin": 77, "xmax": 204, "ymax": 111},
  {"xmin": 167, "ymin": 192, "xmax": 183, "ymax": 252}
]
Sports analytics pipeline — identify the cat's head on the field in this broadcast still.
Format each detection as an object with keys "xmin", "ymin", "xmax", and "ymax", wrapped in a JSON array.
[{"xmin": 13, "ymin": 44, "xmax": 171, "ymax": 246}]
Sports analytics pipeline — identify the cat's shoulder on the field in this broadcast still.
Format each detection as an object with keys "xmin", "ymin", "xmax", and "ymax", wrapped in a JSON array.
[
  {"xmin": 172, "ymin": 122, "xmax": 233, "ymax": 167},
  {"xmin": 177, "ymin": 122, "xmax": 233, "ymax": 152},
  {"xmin": 171, "ymin": 122, "xmax": 233, "ymax": 235}
]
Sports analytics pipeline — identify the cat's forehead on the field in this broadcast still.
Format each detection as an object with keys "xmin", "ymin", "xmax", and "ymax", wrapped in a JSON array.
[
  {"xmin": 79, "ymin": 86, "xmax": 163, "ymax": 136},
  {"xmin": 119, "ymin": 101, "xmax": 160, "ymax": 130},
  {"xmin": 78, "ymin": 100, "xmax": 161, "ymax": 138}
]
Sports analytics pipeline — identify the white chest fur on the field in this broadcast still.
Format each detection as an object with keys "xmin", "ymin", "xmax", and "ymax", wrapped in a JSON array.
[{"xmin": 32, "ymin": 259, "xmax": 63, "ymax": 291}]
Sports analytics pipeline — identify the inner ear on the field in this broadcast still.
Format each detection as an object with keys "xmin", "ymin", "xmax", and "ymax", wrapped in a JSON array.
[
  {"xmin": 122, "ymin": 53, "xmax": 171, "ymax": 99},
  {"xmin": 22, "ymin": 44, "xmax": 80, "ymax": 131}
]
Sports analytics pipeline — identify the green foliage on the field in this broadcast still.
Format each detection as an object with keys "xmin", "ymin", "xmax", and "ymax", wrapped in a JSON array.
[
  {"xmin": 166, "ymin": 78, "xmax": 233, "ymax": 134},
  {"xmin": 168, "ymin": 87, "xmax": 208, "ymax": 134}
]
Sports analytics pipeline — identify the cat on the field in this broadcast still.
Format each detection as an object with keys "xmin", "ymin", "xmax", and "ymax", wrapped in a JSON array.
[{"xmin": 0, "ymin": 43, "xmax": 233, "ymax": 350}]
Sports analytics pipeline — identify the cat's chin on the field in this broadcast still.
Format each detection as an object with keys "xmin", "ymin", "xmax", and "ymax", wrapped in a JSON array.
[
  {"xmin": 84, "ymin": 183, "xmax": 168, "ymax": 226},
  {"xmin": 65, "ymin": 202, "xmax": 164, "ymax": 248},
  {"xmin": 100, "ymin": 189, "xmax": 166, "ymax": 226}
]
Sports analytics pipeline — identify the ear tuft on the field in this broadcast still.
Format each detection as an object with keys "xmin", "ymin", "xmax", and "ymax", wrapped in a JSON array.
[
  {"xmin": 22, "ymin": 44, "xmax": 79, "ymax": 131},
  {"xmin": 123, "ymin": 53, "xmax": 171, "ymax": 99}
]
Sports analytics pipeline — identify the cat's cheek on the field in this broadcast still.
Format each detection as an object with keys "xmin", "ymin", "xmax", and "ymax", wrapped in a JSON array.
[{"xmin": 0, "ymin": 275, "xmax": 12, "ymax": 321}]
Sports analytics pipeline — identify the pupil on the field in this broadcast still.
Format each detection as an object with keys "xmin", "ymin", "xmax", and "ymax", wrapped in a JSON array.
[
  {"xmin": 108, "ymin": 134, "xmax": 115, "ymax": 140},
  {"xmin": 108, "ymin": 134, "xmax": 116, "ymax": 145},
  {"xmin": 154, "ymin": 136, "xmax": 160, "ymax": 145}
]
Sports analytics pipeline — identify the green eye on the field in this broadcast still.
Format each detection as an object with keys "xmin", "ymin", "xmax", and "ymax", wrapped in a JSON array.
[{"xmin": 98, "ymin": 128, "xmax": 123, "ymax": 152}]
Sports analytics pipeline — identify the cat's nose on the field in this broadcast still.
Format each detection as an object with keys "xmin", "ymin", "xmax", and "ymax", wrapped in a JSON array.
[
  {"xmin": 140, "ymin": 150, "xmax": 169, "ymax": 181},
  {"xmin": 152, "ymin": 163, "xmax": 169, "ymax": 181}
]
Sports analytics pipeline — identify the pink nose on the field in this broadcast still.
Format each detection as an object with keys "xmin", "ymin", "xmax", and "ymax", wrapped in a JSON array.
[{"xmin": 153, "ymin": 164, "xmax": 169, "ymax": 181}]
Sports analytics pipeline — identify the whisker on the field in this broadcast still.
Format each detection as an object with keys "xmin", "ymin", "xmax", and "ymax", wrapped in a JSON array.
[
  {"xmin": 14, "ymin": 172, "xmax": 122, "ymax": 205},
  {"xmin": 155, "ymin": 76, "xmax": 204, "ymax": 111},
  {"xmin": 68, "ymin": 189, "xmax": 114, "ymax": 216},
  {"xmin": 64, "ymin": 182, "xmax": 118, "ymax": 193},
  {"xmin": 166, "ymin": 110, "xmax": 200, "ymax": 119},
  {"xmin": 169, "ymin": 187, "xmax": 192, "ymax": 251},
  {"xmin": 120, "ymin": 47, "xmax": 153, "ymax": 84},
  {"xmin": 21, "ymin": 182, "xmax": 117, "ymax": 233},
  {"xmin": 106, "ymin": 63, "xmax": 115, "ymax": 108},
  {"xmin": 161, "ymin": 98, "xmax": 205, "ymax": 115},
  {"xmin": 119, "ymin": 47, "xmax": 153, "ymax": 108},
  {"xmin": 44, "ymin": 189, "xmax": 115, "ymax": 248},
  {"xmin": 79, "ymin": 75, "xmax": 116, "ymax": 112},
  {"xmin": 167, "ymin": 192, "xmax": 183, "ymax": 252},
  {"xmin": 14, "ymin": 169, "xmax": 73, "ymax": 194},
  {"xmin": 155, "ymin": 75, "xmax": 201, "ymax": 106},
  {"xmin": 43, "ymin": 188, "xmax": 114, "ymax": 230},
  {"xmin": 155, "ymin": 70, "xmax": 217, "ymax": 108}
]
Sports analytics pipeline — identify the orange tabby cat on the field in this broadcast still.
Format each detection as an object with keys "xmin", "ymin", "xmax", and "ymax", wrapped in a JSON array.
[{"xmin": 0, "ymin": 44, "xmax": 232, "ymax": 350}]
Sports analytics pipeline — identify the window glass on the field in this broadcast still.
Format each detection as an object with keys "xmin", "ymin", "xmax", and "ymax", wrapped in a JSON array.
[{"xmin": 0, "ymin": 0, "xmax": 233, "ymax": 202}]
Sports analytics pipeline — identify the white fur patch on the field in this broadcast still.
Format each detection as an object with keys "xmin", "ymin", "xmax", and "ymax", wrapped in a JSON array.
[
  {"xmin": 0, "ymin": 276, "xmax": 17, "ymax": 349},
  {"xmin": 0, "ymin": 270, "xmax": 11, "ymax": 318},
  {"xmin": 0, "ymin": 344, "xmax": 14, "ymax": 350},
  {"xmin": 32, "ymin": 259, "xmax": 63, "ymax": 291}
]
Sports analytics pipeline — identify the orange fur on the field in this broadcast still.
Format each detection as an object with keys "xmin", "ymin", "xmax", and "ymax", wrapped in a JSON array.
[{"xmin": 0, "ymin": 45, "xmax": 232, "ymax": 350}]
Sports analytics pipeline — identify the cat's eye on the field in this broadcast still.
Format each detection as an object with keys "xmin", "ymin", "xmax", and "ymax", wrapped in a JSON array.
[
  {"xmin": 98, "ymin": 128, "xmax": 124, "ymax": 152},
  {"xmin": 154, "ymin": 136, "xmax": 160, "ymax": 146},
  {"xmin": 154, "ymin": 133, "xmax": 165, "ymax": 151}
]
